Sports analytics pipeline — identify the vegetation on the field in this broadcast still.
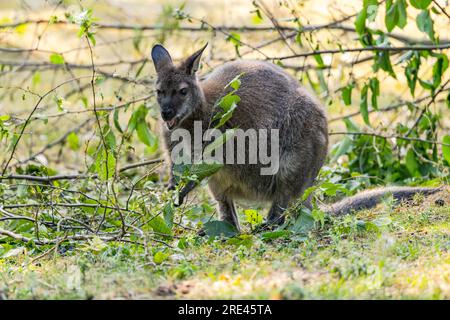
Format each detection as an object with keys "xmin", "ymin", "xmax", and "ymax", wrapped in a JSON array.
[{"xmin": 0, "ymin": 0, "xmax": 449, "ymax": 299}]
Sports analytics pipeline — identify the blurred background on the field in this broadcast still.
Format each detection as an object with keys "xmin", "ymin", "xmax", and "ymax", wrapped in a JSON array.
[{"xmin": 0, "ymin": 0, "xmax": 449, "ymax": 182}]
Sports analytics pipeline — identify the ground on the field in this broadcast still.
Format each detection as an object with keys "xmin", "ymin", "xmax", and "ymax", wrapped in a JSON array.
[{"xmin": 1, "ymin": 187, "xmax": 449, "ymax": 300}]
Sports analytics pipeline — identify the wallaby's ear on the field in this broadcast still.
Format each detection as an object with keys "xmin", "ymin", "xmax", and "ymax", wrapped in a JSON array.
[
  {"xmin": 182, "ymin": 43, "xmax": 208, "ymax": 75},
  {"xmin": 151, "ymin": 44, "xmax": 173, "ymax": 73}
]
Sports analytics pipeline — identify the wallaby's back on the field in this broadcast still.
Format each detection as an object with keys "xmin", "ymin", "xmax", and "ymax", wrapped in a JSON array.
[
  {"xmin": 200, "ymin": 60, "xmax": 328, "ymax": 203},
  {"xmin": 201, "ymin": 60, "xmax": 311, "ymax": 129}
]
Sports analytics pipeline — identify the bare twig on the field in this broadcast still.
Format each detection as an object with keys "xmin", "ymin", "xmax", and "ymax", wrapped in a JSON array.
[
  {"xmin": 1, "ymin": 76, "xmax": 93, "ymax": 176},
  {"xmin": 329, "ymin": 131, "xmax": 450, "ymax": 147},
  {"xmin": 0, "ymin": 158, "xmax": 163, "ymax": 182},
  {"xmin": 273, "ymin": 44, "xmax": 450, "ymax": 60}
]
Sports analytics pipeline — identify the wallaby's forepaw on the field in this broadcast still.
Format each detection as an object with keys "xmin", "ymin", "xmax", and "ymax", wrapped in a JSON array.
[
  {"xmin": 167, "ymin": 182, "xmax": 176, "ymax": 191},
  {"xmin": 173, "ymin": 194, "xmax": 185, "ymax": 207},
  {"xmin": 173, "ymin": 181, "xmax": 197, "ymax": 207},
  {"xmin": 253, "ymin": 217, "xmax": 285, "ymax": 233},
  {"xmin": 253, "ymin": 222, "xmax": 276, "ymax": 233},
  {"xmin": 197, "ymin": 228, "xmax": 206, "ymax": 237}
]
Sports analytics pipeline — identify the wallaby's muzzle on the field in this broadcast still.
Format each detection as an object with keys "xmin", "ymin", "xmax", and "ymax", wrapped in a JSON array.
[{"xmin": 161, "ymin": 108, "xmax": 176, "ymax": 122}]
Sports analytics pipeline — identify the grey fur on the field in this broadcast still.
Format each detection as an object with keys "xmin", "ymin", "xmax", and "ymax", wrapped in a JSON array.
[{"xmin": 151, "ymin": 44, "xmax": 440, "ymax": 232}]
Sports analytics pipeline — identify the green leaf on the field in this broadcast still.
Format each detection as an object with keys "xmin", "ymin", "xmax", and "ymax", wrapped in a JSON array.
[
  {"xmin": 295, "ymin": 32, "xmax": 303, "ymax": 46},
  {"xmin": 216, "ymin": 94, "xmax": 241, "ymax": 113},
  {"xmin": 360, "ymin": 84, "xmax": 370, "ymax": 125},
  {"xmin": 251, "ymin": 9, "xmax": 263, "ymax": 24},
  {"xmin": 419, "ymin": 78, "xmax": 434, "ymax": 90},
  {"xmin": 354, "ymin": 0, "xmax": 378, "ymax": 37},
  {"xmin": 226, "ymin": 73, "xmax": 243, "ymax": 90},
  {"xmin": 226, "ymin": 32, "xmax": 241, "ymax": 47},
  {"xmin": 397, "ymin": 0, "xmax": 408, "ymax": 28},
  {"xmin": 95, "ymin": 148, "xmax": 116, "ymax": 180},
  {"xmin": 149, "ymin": 216, "xmax": 172, "ymax": 235},
  {"xmin": 203, "ymin": 129, "xmax": 235, "ymax": 158},
  {"xmin": 344, "ymin": 117, "xmax": 360, "ymax": 132},
  {"xmin": 311, "ymin": 209, "xmax": 325, "ymax": 227},
  {"xmin": 355, "ymin": 7, "xmax": 367, "ymax": 36},
  {"xmin": 374, "ymin": 51, "xmax": 396, "ymax": 77},
  {"xmin": 203, "ymin": 220, "xmax": 238, "ymax": 238},
  {"xmin": 367, "ymin": 4, "xmax": 379, "ymax": 22},
  {"xmin": 214, "ymin": 103, "xmax": 237, "ymax": 128},
  {"xmin": 289, "ymin": 208, "xmax": 315, "ymax": 234},
  {"xmin": 405, "ymin": 52, "xmax": 421, "ymax": 96},
  {"xmin": 113, "ymin": 109, "xmax": 123, "ymax": 134},
  {"xmin": 67, "ymin": 132, "xmax": 80, "ymax": 151},
  {"xmin": 261, "ymin": 230, "xmax": 290, "ymax": 240},
  {"xmin": 137, "ymin": 121, "xmax": 158, "ymax": 152},
  {"xmin": 432, "ymin": 53, "xmax": 449, "ymax": 89},
  {"xmin": 410, "ymin": 0, "xmax": 432, "ymax": 10},
  {"xmin": 163, "ymin": 203, "xmax": 174, "ymax": 229},
  {"xmin": 173, "ymin": 157, "xmax": 224, "ymax": 185},
  {"xmin": 153, "ymin": 251, "xmax": 170, "ymax": 264},
  {"xmin": 405, "ymin": 148, "xmax": 419, "ymax": 176},
  {"xmin": 332, "ymin": 136, "xmax": 353, "ymax": 161},
  {"xmin": 49, "ymin": 53, "xmax": 65, "ymax": 65},
  {"xmin": 32, "ymin": 71, "xmax": 41, "ymax": 86},
  {"xmin": 385, "ymin": 0, "xmax": 408, "ymax": 31},
  {"xmin": 320, "ymin": 181, "xmax": 349, "ymax": 196},
  {"xmin": 342, "ymin": 84, "xmax": 354, "ymax": 106},
  {"xmin": 443, "ymin": 135, "xmax": 450, "ymax": 164},
  {"xmin": 54, "ymin": 96, "xmax": 64, "ymax": 111},
  {"xmin": 385, "ymin": 0, "xmax": 399, "ymax": 32},
  {"xmin": 369, "ymin": 77, "xmax": 380, "ymax": 110},
  {"xmin": 212, "ymin": 90, "xmax": 241, "ymax": 128},
  {"xmin": 416, "ymin": 10, "xmax": 435, "ymax": 42},
  {"xmin": 244, "ymin": 209, "xmax": 263, "ymax": 225},
  {"xmin": 103, "ymin": 125, "xmax": 116, "ymax": 152},
  {"xmin": 313, "ymin": 52, "xmax": 325, "ymax": 69}
]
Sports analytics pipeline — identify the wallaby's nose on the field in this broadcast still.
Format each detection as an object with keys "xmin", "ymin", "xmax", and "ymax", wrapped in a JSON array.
[{"xmin": 161, "ymin": 109, "xmax": 176, "ymax": 121}]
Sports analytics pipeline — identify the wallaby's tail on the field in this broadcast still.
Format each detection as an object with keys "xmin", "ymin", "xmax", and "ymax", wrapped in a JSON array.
[{"xmin": 320, "ymin": 186, "xmax": 443, "ymax": 216}]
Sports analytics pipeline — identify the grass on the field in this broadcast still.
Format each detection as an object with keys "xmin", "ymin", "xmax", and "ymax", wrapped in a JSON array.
[{"xmin": 1, "ymin": 187, "xmax": 448, "ymax": 300}]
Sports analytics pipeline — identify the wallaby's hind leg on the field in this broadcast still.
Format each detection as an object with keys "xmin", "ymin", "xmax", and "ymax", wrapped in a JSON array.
[
  {"xmin": 217, "ymin": 198, "xmax": 241, "ymax": 232},
  {"xmin": 266, "ymin": 193, "xmax": 312, "ymax": 227},
  {"xmin": 267, "ymin": 197, "xmax": 289, "ymax": 226}
]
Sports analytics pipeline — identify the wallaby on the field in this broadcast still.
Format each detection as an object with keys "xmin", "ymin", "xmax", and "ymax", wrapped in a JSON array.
[{"xmin": 151, "ymin": 43, "xmax": 441, "ymax": 232}]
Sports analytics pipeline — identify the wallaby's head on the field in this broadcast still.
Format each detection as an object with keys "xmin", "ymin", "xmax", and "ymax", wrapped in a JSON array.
[{"xmin": 151, "ymin": 43, "xmax": 207, "ymax": 130}]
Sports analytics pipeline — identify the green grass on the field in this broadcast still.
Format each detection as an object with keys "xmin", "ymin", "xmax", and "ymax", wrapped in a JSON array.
[{"xmin": 0, "ymin": 188, "xmax": 449, "ymax": 300}]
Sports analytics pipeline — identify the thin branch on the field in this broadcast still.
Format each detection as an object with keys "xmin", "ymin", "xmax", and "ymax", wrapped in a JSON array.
[
  {"xmin": 1, "ymin": 75, "xmax": 93, "ymax": 176},
  {"xmin": 0, "ymin": 158, "xmax": 163, "ymax": 182},
  {"xmin": 17, "ymin": 118, "xmax": 94, "ymax": 164},
  {"xmin": 329, "ymin": 89, "xmax": 450, "ymax": 123},
  {"xmin": 329, "ymin": 131, "xmax": 450, "ymax": 147},
  {"xmin": 405, "ymin": 78, "xmax": 450, "ymax": 137},
  {"xmin": 432, "ymin": 0, "xmax": 450, "ymax": 21},
  {"xmin": 273, "ymin": 43, "xmax": 450, "ymax": 60},
  {"xmin": 1, "ymin": 20, "xmax": 449, "ymax": 45}
]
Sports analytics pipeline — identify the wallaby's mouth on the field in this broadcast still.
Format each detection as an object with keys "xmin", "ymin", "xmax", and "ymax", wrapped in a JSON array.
[{"xmin": 165, "ymin": 117, "xmax": 177, "ymax": 130}]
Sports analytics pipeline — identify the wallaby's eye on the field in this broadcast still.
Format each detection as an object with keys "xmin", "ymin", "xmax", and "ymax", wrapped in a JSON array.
[{"xmin": 179, "ymin": 88, "xmax": 188, "ymax": 96}]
